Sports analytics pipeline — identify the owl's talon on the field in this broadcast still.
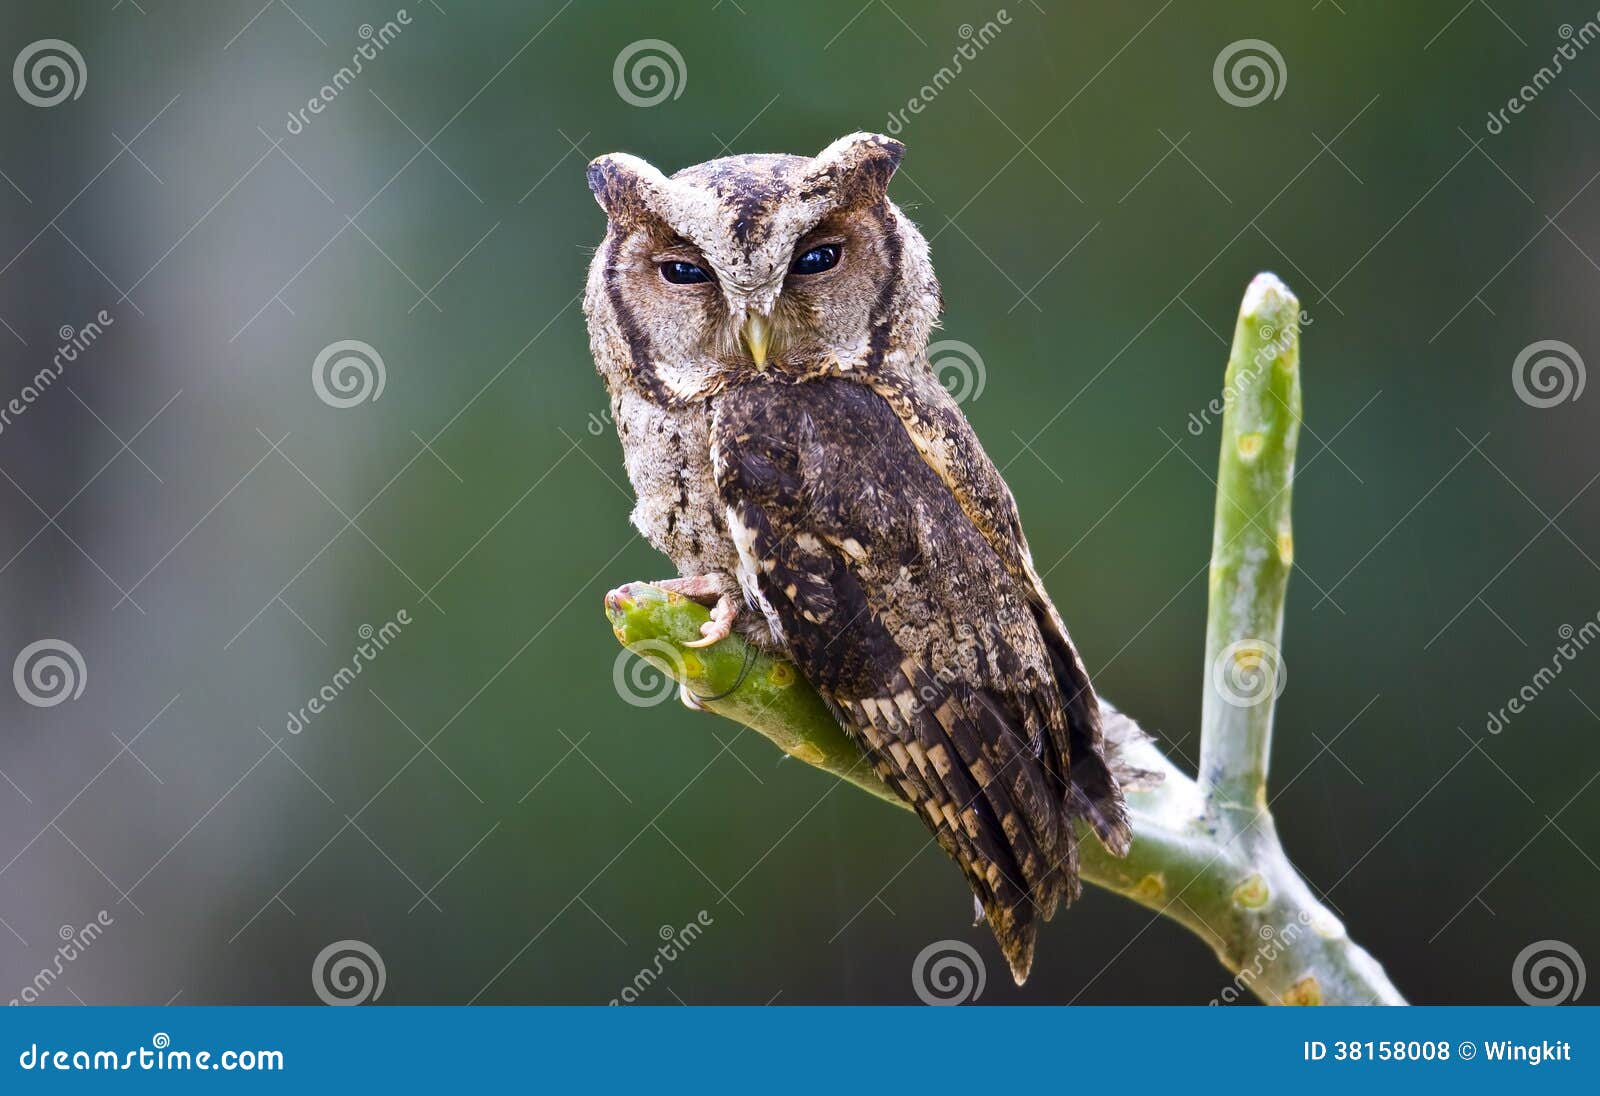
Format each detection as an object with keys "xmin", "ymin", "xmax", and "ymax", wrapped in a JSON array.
[
  {"xmin": 683, "ymin": 592, "xmax": 736, "ymax": 648},
  {"xmin": 679, "ymin": 683, "xmax": 707, "ymax": 712},
  {"xmin": 683, "ymin": 616, "xmax": 731, "ymax": 649}
]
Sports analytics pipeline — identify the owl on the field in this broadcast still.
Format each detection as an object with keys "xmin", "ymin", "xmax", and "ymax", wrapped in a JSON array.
[{"xmin": 583, "ymin": 132, "xmax": 1129, "ymax": 984}]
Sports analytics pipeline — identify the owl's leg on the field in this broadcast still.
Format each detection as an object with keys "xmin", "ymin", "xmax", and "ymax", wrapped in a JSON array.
[{"xmin": 654, "ymin": 574, "xmax": 724, "ymax": 607}]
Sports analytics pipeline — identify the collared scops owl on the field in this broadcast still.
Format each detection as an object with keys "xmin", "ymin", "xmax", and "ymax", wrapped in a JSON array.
[{"xmin": 583, "ymin": 132, "xmax": 1129, "ymax": 984}]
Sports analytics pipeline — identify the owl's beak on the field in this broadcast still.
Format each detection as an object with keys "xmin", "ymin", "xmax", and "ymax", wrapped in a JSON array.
[{"xmin": 741, "ymin": 313, "xmax": 771, "ymax": 368}]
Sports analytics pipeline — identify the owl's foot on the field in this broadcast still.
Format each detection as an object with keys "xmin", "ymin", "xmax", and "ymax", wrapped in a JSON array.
[
  {"xmin": 684, "ymin": 592, "xmax": 736, "ymax": 648},
  {"xmin": 647, "ymin": 575, "xmax": 738, "ymax": 648}
]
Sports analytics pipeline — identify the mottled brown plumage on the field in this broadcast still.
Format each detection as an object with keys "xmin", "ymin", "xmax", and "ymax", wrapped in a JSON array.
[{"xmin": 582, "ymin": 133, "xmax": 1128, "ymax": 984}]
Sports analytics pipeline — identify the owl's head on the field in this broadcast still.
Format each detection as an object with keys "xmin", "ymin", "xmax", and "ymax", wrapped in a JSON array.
[{"xmin": 583, "ymin": 133, "xmax": 940, "ymax": 403}]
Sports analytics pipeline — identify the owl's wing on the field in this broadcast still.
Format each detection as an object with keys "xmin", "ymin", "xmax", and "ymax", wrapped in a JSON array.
[
  {"xmin": 867, "ymin": 367, "xmax": 1130, "ymax": 854},
  {"xmin": 713, "ymin": 377, "xmax": 1092, "ymax": 983}
]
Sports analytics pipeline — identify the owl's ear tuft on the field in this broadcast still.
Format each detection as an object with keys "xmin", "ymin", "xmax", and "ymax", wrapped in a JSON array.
[
  {"xmin": 807, "ymin": 132, "xmax": 905, "ymax": 206},
  {"xmin": 586, "ymin": 153, "xmax": 669, "ymax": 222}
]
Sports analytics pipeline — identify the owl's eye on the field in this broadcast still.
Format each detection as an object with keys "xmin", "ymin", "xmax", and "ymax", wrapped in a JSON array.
[
  {"xmin": 790, "ymin": 243, "xmax": 841, "ymax": 276},
  {"xmin": 660, "ymin": 260, "xmax": 712, "ymax": 285}
]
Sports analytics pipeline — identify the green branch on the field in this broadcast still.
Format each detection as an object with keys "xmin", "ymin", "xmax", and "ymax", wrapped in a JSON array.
[
  {"xmin": 603, "ymin": 273, "xmax": 1404, "ymax": 1006},
  {"xmin": 1199, "ymin": 274, "xmax": 1303, "ymax": 819}
]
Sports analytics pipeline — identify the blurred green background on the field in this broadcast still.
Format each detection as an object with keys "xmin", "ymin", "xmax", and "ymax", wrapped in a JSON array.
[{"xmin": 1, "ymin": 0, "xmax": 1596, "ymax": 1004}]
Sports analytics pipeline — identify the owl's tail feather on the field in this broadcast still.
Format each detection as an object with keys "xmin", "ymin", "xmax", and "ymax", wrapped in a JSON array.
[
  {"xmin": 998, "ymin": 922, "xmax": 1037, "ymax": 987},
  {"xmin": 977, "ymin": 890, "xmax": 1039, "ymax": 986},
  {"xmin": 933, "ymin": 827, "xmax": 1040, "ymax": 986},
  {"xmin": 1067, "ymin": 764, "xmax": 1132, "ymax": 858},
  {"xmin": 964, "ymin": 811, "xmax": 1078, "ymax": 986},
  {"xmin": 1044, "ymin": 641, "xmax": 1133, "ymax": 859}
]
